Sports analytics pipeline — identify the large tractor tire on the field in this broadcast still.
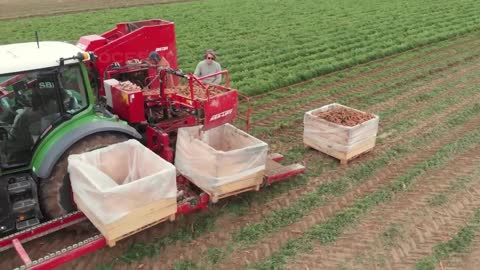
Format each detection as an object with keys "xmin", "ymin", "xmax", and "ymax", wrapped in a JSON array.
[{"xmin": 39, "ymin": 133, "xmax": 128, "ymax": 219}]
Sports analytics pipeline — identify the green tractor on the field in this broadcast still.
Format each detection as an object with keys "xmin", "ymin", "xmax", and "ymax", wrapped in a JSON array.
[{"xmin": 0, "ymin": 41, "xmax": 141, "ymax": 234}]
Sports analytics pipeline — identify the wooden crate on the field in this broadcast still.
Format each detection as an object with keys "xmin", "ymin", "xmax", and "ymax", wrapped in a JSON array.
[
  {"xmin": 176, "ymin": 124, "xmax": 268, "ymax": 203},
  {"xmin": 303, "ymin": 103, "xmax": 379, "ymax": 165},
  {"xmin": 75, "ymin": 196, "xmax": 177, "ymax": 247}
]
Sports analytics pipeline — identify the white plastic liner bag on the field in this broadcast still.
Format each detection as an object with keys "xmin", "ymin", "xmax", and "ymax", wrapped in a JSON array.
[
  {"xmin": 175, "ymin": 124, "xmax": 268, "ymax": 193},
  {"xmin": 68, "ymin": 139, "xmax": 177, "ymax": 225},
  {"xmin": 303, "ymin": 103, "xmax": 379, "ymax": 153}
]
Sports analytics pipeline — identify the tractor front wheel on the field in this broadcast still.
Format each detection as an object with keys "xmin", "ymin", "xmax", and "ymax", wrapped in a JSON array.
[{"xmin": 39, "ymin": 133, "xmax": 128, "ymax": 219}]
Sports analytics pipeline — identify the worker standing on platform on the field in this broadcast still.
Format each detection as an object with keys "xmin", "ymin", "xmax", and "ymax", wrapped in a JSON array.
[{"xmin": 194, "ymin": 49, "xmax": 222, "ymax": 84}]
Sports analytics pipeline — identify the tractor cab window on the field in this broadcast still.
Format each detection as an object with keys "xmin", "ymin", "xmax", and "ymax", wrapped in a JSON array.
[
  {"xmin": 0, "ymin": 65, "xmax": 88, "ymax": 168},
  {"xmin": 61, "ymin": 65, "xmax": 88, "ymax": 114}
]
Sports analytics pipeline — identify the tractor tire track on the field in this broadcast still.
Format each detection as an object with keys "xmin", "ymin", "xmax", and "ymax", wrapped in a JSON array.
[
  {"xmin": 208, "ymin": 104, "xmax": 480, "ymax": 269},
  {"xmin": 284, "ymin": 142, "xmax": 480, "ymax": 270},
  {"xmin": 385, "ymin": 177, "xmax": 480, "ymax": 268}
]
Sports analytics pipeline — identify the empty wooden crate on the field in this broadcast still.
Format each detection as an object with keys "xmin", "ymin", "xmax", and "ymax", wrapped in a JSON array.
[
  {"xmin": 175, "ymin": 124, "xmax": 268, "ymax": 202},
  {"xmin": 68, "ymin": 140, "xmax": 177, "ymax": 246}
]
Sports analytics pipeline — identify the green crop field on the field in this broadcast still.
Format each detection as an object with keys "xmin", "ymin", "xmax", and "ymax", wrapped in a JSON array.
[
  {"xmin": 2, "ymin": 1, "xmax": 480, "ymax": 270},
  {"xmin": 2, "ymin": 0, "xmax": 480, "ymax": 95}
]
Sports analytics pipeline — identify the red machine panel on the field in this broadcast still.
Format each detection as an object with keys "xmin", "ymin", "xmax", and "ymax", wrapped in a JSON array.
[
  {"xmin": 77, "ymin": 19, "xmax": 178, "ymax": 95},
  {"xmin": 111, "ymin": 85, "xmax": 145, "ymax": 123},
  {"xmin": 203, "ymin": 89, "xmax": 238, "ymax": 130}
]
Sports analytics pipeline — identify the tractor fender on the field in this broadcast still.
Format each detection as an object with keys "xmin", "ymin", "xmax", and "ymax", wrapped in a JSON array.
[{"xmin": 35, "ymin": 120, "xmax": 141, "ymax": 179}]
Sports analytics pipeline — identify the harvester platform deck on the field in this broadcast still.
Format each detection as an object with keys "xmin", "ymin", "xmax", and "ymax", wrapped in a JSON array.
[{"xmin": 265, "ymin": 153, "xmax": 305, "ymax": 185}]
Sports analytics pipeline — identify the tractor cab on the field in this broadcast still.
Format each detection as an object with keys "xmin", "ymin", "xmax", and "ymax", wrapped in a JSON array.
[
  {"xmin": 0, "ymin": 42, "xmax": 94, "ymax": 234},
  {"xmin": 0, "ymin": 42, "xmax": 89, "ymax": 168}
]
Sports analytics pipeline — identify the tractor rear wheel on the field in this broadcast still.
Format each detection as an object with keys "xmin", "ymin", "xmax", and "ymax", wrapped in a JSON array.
[{"xmin": 39, "ymin": 133, "xmax": 128, "ymax": 219}]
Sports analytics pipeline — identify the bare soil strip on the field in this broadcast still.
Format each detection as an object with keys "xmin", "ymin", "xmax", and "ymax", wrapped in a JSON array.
[{"xmin": 0, "ymin": 0, "xmax": 193, "ymax": 21}]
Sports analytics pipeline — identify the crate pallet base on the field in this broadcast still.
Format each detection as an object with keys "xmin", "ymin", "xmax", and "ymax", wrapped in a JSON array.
[
  {"xmin": 304, "ymin": 136, "xmax": 376, "ymax": 165},
  {"xmin": 185, "ymin": 171, "xmax": 263, "ymax": 203},
  {"xmin": 75, "ymin": 197, "xmax": 176, "ymax": 247}
]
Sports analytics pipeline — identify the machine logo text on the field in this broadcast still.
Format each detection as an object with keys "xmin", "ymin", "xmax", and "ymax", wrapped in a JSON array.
[{"xmin": 209, "ymin": 109, "xmax": 233, "ymax": 121}]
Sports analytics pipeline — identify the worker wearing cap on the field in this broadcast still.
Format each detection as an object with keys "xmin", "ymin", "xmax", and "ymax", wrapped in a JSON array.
[
  {"xmin": 147, "ymin": 51, "xmax": 174, "ymax": 88},
  {"xmin": 194, "ymin": 49, "xmax": 222, "ymax": 85}
]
